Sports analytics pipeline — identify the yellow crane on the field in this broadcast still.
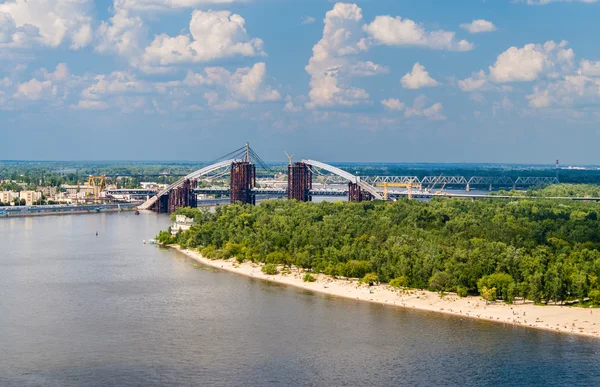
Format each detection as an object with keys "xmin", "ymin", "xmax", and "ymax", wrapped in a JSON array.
[
  {"xmin": 375, "ymin": 182, "xmax": 422, "ymax": 200},
  {"xmin": 87, "ymin": 176, "xmax": 106, "ymax": 201}
]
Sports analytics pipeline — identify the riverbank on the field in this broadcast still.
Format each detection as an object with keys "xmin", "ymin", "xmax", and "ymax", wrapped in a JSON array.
[
  {"xmin": 0, "ymin": 204, "xmax": 138, "ymax": 218},
  {"xmin": 173, "ymin": 246, "xmax": 600, "ymax": 339}
]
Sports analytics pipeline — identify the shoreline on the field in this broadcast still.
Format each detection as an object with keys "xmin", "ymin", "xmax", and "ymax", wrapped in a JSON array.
[{"xmin": 172, "ymin": 246, "xmax": 600, "ymax": 339}]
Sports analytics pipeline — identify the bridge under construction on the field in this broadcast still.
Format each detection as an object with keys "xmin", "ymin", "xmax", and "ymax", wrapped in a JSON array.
[{"xmin": 138, "ymin": 144, "xmax": 562, "ymax": 213}]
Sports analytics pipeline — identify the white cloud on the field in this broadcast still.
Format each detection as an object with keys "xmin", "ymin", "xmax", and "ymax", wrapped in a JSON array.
[
  {"xmin": 184, "ymin": 62, "xmax": 280, "ymax": 110},
  {"xmin": 11, "ymin": 63, "xmax": 71, "ymax": 101},
  {"xmin": 305, "ymin": 3, "xmax": 374, "ymax": 108},
  {"xmin": 490, "ymin": 40, "xmax": 574, "ymax": 83},
  {"xmin": 381, "ymin": 98, "xmax": 405, "ymax": 111},
  {"xmin": 228, "ymin": 62, "xmax": 281, "ymax": 102},
  {"xmin": 81, "ymin": 71, "xmax": 151, "ymax": 100},
  {"xmin": 459, "ymin": 40, "xmax": 575, "ymax": 92},
  {"xmin": 0, "ymin": 0, "xmax": 94, "ymax": 49},
  {"xmin": 96, "ymin": 9, "xmax": 148, "ymax": 61},
  {"xmin": 13, "ymin": 78, "xmax": 53, "ymax": 100},
  {"xmin": 580, "ymin": 60, "xmax": 600, "ymax": 76},
  {"xmin": 301, "ymin": 16, "xmax": 316, "ymax": 25},
  {"xmin": 527, "ymin": 75, "xmax": 600, "ymax": 107},
  {"xmin": 458, "ymin": 70, "xmax": 490, "ymax": 91},
  {"xmin": 141, "ymin": 10, "xmax": 264, "ymax": 71},
  {"xmin": 460, "ymin": 19, "xmax": 496, "ymax": 34},
  {"xmin": 284, "ymin": 95, "xmax": 303, "ymax": 112},
  {"xmin": 404, "ymin": 95, "xmax": 446, "ymax": 120},
  {"xmin": 364, "ymin": 15, "xmax": 473, "ymax": 51},
  {"xmin": 113, "ymin": 0, "xmax": 240, "ymax": 11},
  {"xmin": 401, "ymin": 63, "xmax": 439, "ymax": 89},
  {"xmin": 71, "ymin": 100, "xmax": 109, "ymax": 110}
]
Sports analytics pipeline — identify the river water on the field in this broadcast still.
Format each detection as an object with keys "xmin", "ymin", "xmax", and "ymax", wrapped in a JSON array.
[{"xmin": 1, "ymin": 212, "xmax": 599, "ymax": 386}]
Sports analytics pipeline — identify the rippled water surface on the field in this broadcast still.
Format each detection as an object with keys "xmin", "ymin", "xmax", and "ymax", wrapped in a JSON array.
[{"xmin": 1, "ymin": 212, "xmax": 600, "ymax": 386}]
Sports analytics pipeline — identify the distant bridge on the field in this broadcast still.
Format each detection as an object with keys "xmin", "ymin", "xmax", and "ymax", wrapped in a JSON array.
[{"xmin": 138, "ymin": 143, "xmax": 561, "ymax": 213}]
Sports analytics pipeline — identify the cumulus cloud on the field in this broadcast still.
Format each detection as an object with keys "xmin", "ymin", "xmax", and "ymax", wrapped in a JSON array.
[
  {"xmin": 141, "ymin": 10, "xmax": 264, "ymax": 72},
  {"xmin": 381, "ymin": 98, "xmax": 405, "ymax": 111},
  {"xmin": 11, "ymin": 63, "xmax": 72, "ymax": 101},
  {"xmin": 305, "ymin": 3, "xmax": 374, "ymax": 108},
  {"xmin": 0, "ymin": 0, "xmax": 93, "ymax": 49},
  {"xmin": 459, "ymin": 40, "xmax": 575, "ymax": 91},
  {"xmin": 527, "ymin": 75, "xmax": 600, "ymax": 107},
  {"xmin": 401, "ymin": 63, "xmax": 439, "ymax": 89},
  {"xmin": 96, "ymin": 9, "xmax": 148, "ymax": 61},
  {"xmin": 404, "ymin": 95, "xmax": 446, "ymax": 120},
  {"xmin": 364, "ymin": 15, "xmax": 473, "ymax": 51},
  {"xmin": 580, "ymin": 60, "xmax": 600, "ymax": 76},
  {"xmin": 81, "ymin": 71, "xmax": 151, "ymax": 100},
  {"xmin": 460, "ymin": 19, "xmax": 496, "ymax": 34},
  {"xmin": 183, "ymin": 62, "xmax": 280, "ymax": 110}
]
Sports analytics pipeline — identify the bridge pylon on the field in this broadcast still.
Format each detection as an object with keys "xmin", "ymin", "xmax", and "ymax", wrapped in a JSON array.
[
  {"xmin": 288, "ymin": 162, "xmax": 312, "ymax": 202},
  {"xmin": 348, "ymin": 183, "xmax": 372, "ymax": 202},
  {"xmin": 230, "ymin": 161, "xmax": 256, "ymax": 205}
]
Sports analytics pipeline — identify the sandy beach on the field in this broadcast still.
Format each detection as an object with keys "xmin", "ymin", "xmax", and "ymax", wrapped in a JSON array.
[{"xmin": 173, "ymin": 246, "xmax": 600, "ymax": 339}]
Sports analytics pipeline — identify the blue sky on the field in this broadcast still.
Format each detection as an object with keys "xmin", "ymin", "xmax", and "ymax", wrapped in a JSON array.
[{"xmin": 1, "ymin": 0, "xmax": 600, "ymax": 163}]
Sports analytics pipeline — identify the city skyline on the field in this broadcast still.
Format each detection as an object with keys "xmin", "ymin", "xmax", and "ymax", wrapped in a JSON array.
[{"xmin": 1, "ymin": 0, "xmax": 600, "ymax": 163}]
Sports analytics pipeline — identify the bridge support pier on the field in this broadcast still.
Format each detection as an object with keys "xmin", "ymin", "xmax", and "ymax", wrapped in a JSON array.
[
  {"xmin": 288, "ymin": 162, "xmax": 312, "ymax": 202},
  {"xmin": 465, "ymin": 183, "xmax": 470, "ymax": 192},
  {"xmin": 230, "ymin": 162, "xmax": 256, "ymax": 205},
  {"xmin": 168, "ymin": 179, "xmax": 197, "ymax": 213},
  {"xmin": 348, "ymin": 183, "xmax": 371, "ymax": 202}
]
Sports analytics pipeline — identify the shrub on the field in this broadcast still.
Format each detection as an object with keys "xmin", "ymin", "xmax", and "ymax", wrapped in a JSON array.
[
  {"xmin": 345, "ymin": 260, "xmax": 373, "ymax": 279},
  {"xmin": 481, "ymin": 286, "xmax": 497, "ymax": 304},
  {"xmin": 428, "ymin": 271, "xmax": 455, "ymax": 292},
  {"xmin": 261, "ymin": 263, "xmax": 278, "ymax": 275},
  {"xmin": 477, "ymin": 273, "xmax": 515, "ymax": 301},
  {"xmin": 589, "ymin": 289, "xmax": 600, "ymax": 305},
  {"xmin": 303, "ymin": 273, "xmax": 317, "ymax": 282},
  {"xmin": 456, "ymin": 285, "xmax": 468, "ymax": 298},
  {"xmin": 360, "ymin": 273, "xmax": 379, "ymax": 286},
  {"xmin": 389, "ymin": 276, "xmax": 409, "ymax": 288}
]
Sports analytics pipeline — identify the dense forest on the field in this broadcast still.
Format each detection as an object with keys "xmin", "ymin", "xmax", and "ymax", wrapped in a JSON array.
[{"xmin": 158, "ymin": 198, "xmax": 600, "ymax": 305}]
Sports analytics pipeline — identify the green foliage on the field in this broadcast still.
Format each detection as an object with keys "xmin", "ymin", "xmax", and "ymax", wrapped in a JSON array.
[
  {"xmin": 303, "ymin": 273, "xmax": 317, "ymax": 282},
  {"xmin": 429, "ymin": 271, "xmax": 455, "ymax": 292},
  {"xmin": 360, "ymin": 273, "xmax": 379, "ymax": 286},
  {"xmin": 261, "ymin": 263, "xmax": 278, "ymax": 275},
  {"xmin": 477, "ymin": 273, "xmax": 515, "ymax": 303},
  {"xmin": 389, "ymin": 276, "xmax": 410, "ymax": 288},
  {"xmin": 589, "ymin": 290, "xmax": 600, "ymax": 305},
  {"xmin": 481, "ymin": 286, "xmax": 497, "ymax": 303},
  {"xmin": 159, "ymin": 198, "xmax": 600, "ymax": 303},
  {"xmin": 456, "ymin": 285, "xmax": 468, "ymax": 297},
  {"xmin": 156, "ymin": 230, "xmax": 174, "ymax": 246}
]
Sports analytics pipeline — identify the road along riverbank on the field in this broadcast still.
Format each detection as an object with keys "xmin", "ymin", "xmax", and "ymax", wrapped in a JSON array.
[{"xmin": 173, "ymin": 245, "xmax": 600, "ymax": 339}]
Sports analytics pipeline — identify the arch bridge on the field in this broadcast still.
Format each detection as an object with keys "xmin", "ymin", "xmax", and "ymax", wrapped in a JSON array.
[{"xmin": 139, "ymin": 145, "xmax": 382, "ymax": 213}]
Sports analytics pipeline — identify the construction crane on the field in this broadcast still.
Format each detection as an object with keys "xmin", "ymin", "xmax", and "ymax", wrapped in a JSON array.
[
  {"xmin": 435, "ymin": 182, "xmax": 447, "ymax": 195},
  {"xmin": 427, "ymin": 174, "xmax": 443, "ymax": 193},
  {"xmin": 376, "ymin": 182, "xmax": 422, "ymax": 200},
  {"xmin": 87, "ymin": 176, "xmax": 106, "ymax": 201}
]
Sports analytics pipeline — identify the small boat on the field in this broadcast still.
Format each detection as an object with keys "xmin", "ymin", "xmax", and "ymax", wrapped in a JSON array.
[
  {"xmin": 149, "ymin": 239, "xmax": 156, "ymax": 245},
  {"xmin": 135, "ymin": 210, "xmax": 140, "ymax": 215}
]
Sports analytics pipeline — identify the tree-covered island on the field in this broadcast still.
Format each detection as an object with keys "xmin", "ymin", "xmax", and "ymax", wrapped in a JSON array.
[{"xmin": 158, "ymin": 197, "xmax": 600, "ymax": 306}]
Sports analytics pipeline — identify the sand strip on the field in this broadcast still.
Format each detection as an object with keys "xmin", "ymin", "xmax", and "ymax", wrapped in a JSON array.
[{"xmin": 173, "ymin": 246, "xmax": 600, "ymax": 339}]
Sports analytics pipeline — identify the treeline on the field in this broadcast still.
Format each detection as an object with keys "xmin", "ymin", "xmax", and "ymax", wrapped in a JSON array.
[{"xmin": 158, "ymin": 198, "xmax": 600, "ymax": 304}]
